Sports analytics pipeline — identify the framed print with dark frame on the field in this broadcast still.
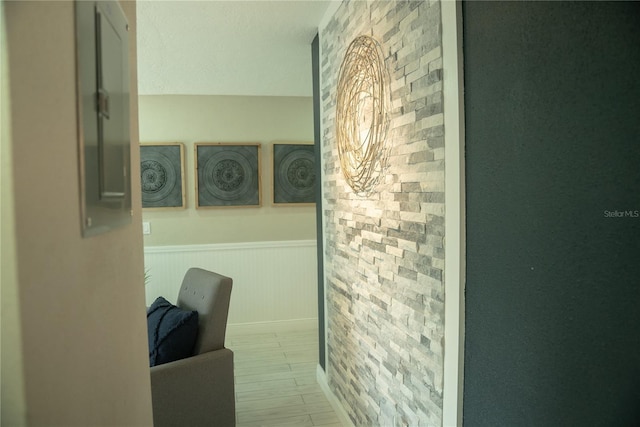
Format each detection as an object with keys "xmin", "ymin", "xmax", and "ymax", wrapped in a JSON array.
[
  {"xmin": 272, "ymin": 142, "xmax": 316, "ymax": 205},
  {"xmin": 140, "ymin": 143, "xmax": 186, "ymax": 209},
  {"xmin": 195, "ymin": 143, "xmax": 262, "ymax": 208}
]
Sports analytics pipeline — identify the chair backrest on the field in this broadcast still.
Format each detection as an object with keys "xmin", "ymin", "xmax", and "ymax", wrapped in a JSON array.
[{"xmin": 176, "ymin": 268, "xmax": 232, "ymax": 355}]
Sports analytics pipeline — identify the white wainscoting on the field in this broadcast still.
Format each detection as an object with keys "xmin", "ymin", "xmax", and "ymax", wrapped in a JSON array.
[{"xmin": 144, "ymin": 240, "xmax": 318, "ymax": 326}]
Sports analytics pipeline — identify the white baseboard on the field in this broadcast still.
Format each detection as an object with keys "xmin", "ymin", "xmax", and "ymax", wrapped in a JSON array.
[
  {"xmin": 227, "ymin": 318, "xmax": 318, "ymax": 335},
  {"xmin": 317, "ymin": 365, "xmax": 354, "ymax": 427}
]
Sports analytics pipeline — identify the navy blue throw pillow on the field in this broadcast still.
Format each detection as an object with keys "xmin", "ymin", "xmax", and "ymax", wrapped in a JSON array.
[{"xmin": 147, "ymin": 296, "xmax": 199, "ymax": 367}]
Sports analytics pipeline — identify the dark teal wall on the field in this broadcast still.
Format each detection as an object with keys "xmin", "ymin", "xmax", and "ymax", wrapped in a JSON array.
[
  {"xmin": 312, "ymin": 34, "xmax": 325, "ymax": 371},
  {"xmin": 463, "ymin": 2, "xmax": 640, "ymax": 425}
]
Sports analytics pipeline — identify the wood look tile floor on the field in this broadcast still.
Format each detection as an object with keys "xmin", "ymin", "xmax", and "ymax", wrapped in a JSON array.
[{"xmin": 227, "ymin": 327, "xmax": 341, "ymax": 427}]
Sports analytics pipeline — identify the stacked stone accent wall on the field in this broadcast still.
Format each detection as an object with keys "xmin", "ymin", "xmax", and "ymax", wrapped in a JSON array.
[{"xmin": 320, "ymin": 1, "xmax": 444, "ymax": 425}]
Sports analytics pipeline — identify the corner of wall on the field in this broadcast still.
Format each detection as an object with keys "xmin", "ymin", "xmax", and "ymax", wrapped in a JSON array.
[
  {"xmin": 316, "ymin": 365, "xmax": 356, "ymax": 427},
  {"xmin": 441, "ymin": 1, "xmax": 465, "ymax": 426},
  {"xmin": 0, "ymin": 2, "xmax": 27, "ymax": 424}
]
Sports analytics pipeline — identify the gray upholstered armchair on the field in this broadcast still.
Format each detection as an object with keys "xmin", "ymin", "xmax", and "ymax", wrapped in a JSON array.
[{"xmin": 150, "ymin": 268, "xmax": 235, "ymax": 427}]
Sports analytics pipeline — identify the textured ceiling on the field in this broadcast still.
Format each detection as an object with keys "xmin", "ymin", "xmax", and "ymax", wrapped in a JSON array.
[{"xmin": 137, "ymin": 0, "xmax": 333, "ymax": 97}]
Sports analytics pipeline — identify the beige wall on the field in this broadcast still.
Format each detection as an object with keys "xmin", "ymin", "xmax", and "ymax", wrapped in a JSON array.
[
  {"xmin": 1, "ymin": 1, "xmax": 26, "ymax": 423},
  {"xmin": 2, "ymin": 1, "xmax": 153, "ymax": 425},
  {"xmin": 139, "ymin": 95, "xmax": 316, "ymax": 246}
]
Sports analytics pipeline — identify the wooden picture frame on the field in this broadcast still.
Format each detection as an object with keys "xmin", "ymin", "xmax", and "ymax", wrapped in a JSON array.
[
  {"xmin": 195, "ymin": 143, "xmax": 262, "ymax": 208},
  {"xmin": 140, "ymin": 143, "xmax": 186, "ymax": 209},
  {"xmin": 272, "ymin": 142, "xmax": 316, "ymax": 206}
]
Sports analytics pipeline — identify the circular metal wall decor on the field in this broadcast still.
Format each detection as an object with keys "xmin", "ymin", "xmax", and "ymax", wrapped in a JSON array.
[
  {"xmin": 284, "ymin": 156, "xmax": 314, "ymax": 190},
  {"xmin": 140, "ymin": 144, "xmax": 185, "ymax": 209},
  {"xmin": 195, "ymin": 143, "xmax": 261, "ymax": 208},
  {"xmin": 335, "ymin": 35, "xmax": 390, "ymax": 196},
  {"xmin": 273, "ymin": 143, "xmax": 316, "ymax": 204},
  {"xmin": 203, "ymin": 152, "xmax": 253, "ymax": 202},
  {"xmin": 141, "ymin": 156, "xmax": 174, "ymax": 201}
]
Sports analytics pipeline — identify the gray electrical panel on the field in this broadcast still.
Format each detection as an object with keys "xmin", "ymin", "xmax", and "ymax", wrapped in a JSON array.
[{"xmin": 76, "ymin": 0, "xmax": 131, "ymax": 237}]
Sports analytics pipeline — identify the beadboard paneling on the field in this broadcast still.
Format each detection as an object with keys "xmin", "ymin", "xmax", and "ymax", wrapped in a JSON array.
[{"xmin": 144, "ymin": 240, "xmax": 318, "ymax": 325}]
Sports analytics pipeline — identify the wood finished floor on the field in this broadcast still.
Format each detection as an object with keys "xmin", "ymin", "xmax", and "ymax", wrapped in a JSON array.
[{"xmin": 227, "ymin": 327, "xmax": 341, "ymax": 427}]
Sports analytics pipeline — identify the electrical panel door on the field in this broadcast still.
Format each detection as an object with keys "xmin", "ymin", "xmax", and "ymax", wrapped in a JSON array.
[{"xmin": 76, "ymin": 0, "xmax": 131, "ymax": 237}]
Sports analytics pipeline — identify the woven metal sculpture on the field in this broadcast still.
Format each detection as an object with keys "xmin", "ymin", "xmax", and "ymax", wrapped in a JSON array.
[{"xmin": 335, "ymin": 35, "xmax": 390, "ymax": 196}]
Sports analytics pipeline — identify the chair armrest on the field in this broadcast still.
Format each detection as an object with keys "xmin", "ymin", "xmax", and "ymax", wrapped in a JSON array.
[{"xmin": 150, "ymin": 348, "xmax": 235, "ymax": 427}]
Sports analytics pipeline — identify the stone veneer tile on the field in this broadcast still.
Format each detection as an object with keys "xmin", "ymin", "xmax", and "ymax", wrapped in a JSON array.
[{"xmin": 321, "ymin": 0, "xmax": 444, "ymax": 425}]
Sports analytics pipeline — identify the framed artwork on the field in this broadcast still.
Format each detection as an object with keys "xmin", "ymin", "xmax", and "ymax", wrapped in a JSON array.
[
  {"xmin": 272, "ymin": 142, "xmax": 316, "ymax": 205},
  {"xmin": 195, "ymin": 143, "xmax": 262, "ymax": 208},
  {"xmin": 140, "ymin": 143, "xmax": 186, "ymax": 209}
]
